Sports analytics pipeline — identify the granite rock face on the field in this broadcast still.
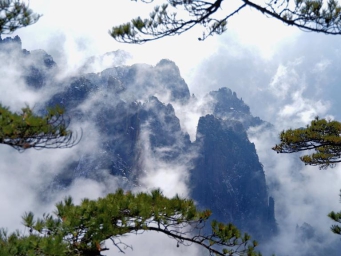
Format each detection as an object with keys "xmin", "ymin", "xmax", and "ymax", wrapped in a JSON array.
[
  {"xmin": 191, "ymin": 115, "xmax": 277, "ymax": 239},
  {"xmin": 0, "ymin": 35, "xmax": 276, "ymax": 241}
]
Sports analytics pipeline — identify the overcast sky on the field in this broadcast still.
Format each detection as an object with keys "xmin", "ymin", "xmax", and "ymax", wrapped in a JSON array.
[{"xmin": 2, "ymin": 0, "xmax": 341, "ymax": 255}]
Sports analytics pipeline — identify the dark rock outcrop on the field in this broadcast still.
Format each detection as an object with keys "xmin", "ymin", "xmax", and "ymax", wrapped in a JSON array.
[
  {"xmin": 206, "ymin": 87, "xmax": 266, "ymax": 129},
  {"xmin": 154, "ymin": 59, "xmax": 190, "ymax": 103},
  {"xmin": 190, "ymin": 115, "xmax": 277, "ymax": 240}
]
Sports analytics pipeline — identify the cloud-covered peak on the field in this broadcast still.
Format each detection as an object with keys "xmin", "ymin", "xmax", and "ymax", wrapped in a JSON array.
[
  {"xmin": 204, "ymin": 87, "xmax": 266, "ymax": 130},
  {"xmin": 0, "ymin": 35, "xmax": 22, "ymax": 52}
]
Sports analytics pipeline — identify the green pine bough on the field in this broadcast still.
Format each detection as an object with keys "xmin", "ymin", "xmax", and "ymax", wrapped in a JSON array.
[
  {"xmin": 0, "ymin": 0, "xmax": 41, "ymax": 34},
  {"xmin": 0, "ymin": 189, "xmax": 261, "ymax": 256},
  {"xmin": 272, "ymin": 117, "xmax": 341, "ymax": 169},
  {"xmin": 110, "ymin": 0, "xmax": 341, "ymax": 44},
  {"xmin": 0, "ymin": 104, "xmax": 80, "ymax": 151}
]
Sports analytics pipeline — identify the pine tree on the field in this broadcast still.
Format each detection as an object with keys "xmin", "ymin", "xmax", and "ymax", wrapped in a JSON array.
[
  {"xmin": 0, "ymin": 0, "xmax": 41, "ymax": 34},
  {"xmin": 272, "ymin": 116, "xmax": 341, "ymax": 169},
  {"xmin": 110, "ymin": 0, "xmax": 341, "ymax": 43},
  {"xmin": 0, "ymin": 189, "xmax": 261, "ymax": 256},
  {"xmin": 0, "ymin": 104, "xmax": 80, "ymax": 151}
]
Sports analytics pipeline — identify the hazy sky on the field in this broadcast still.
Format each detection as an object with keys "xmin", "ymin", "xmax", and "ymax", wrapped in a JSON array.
[{"xmin": 2, "ymin": 0, "xmax": 341, "ymax": 255}]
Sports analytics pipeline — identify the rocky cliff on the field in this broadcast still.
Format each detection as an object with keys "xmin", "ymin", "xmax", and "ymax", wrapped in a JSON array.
[{"xmin": 191, "ymin": 114, "xmax": 276, "ymax": 239}]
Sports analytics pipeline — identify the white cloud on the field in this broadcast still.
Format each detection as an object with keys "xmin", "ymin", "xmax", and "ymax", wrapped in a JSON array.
[
  {"xmin": 136, "ymin": 119, "xmax": 193, "ymax": 198},
  {"xmin": 172, "ymin": 95, "xmax": 214, "ymax": 141}
]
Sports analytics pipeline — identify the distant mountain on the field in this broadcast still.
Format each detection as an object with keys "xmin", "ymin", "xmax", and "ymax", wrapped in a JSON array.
[
  {"xmin": 1, "ymin": 35, "xmax": 276, "ymax": 241},
  {"xmin": 207, "ymin": 87, "xmax": 267, "ymax": 129},
  {"xmin": 0, "ymin": 35, "xmax": 57, "ymax": 89}
]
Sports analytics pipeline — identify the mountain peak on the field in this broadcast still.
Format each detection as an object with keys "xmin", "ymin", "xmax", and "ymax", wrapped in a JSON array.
[
  {"xmin": 0, "ymin": 35, "xmax": 22, "ymax": 52},
  {"xmin": 156, "ymin": 59, "xmax": 179, "ymax": 73},
  {"xmin": 155, "ymin": 59, "xmax": 190, "ymax": 103},
  {"xmin": 209, "ymin": 87, "xmax": 250, "ymax": 115},
  {"xmin": 206, "ymin": 87, "xmax": 265, "ymax": 129}
]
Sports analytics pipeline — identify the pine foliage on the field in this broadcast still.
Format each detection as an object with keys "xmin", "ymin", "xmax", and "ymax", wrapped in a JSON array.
[
  {"xmin": 272, "ymin": 117, "xmax": 341, "ymax": 169},
  {"xmin": 0, "ymin": 189, "xmax": 261, "ymax": 256},
  {"xmin": 0, "ymin": 104, "xmax": 80, "ymax": 151},
  {"xmin": 110, "ymin": 0, "xmax": 341, "ymax": 43},
  {"xmin": 0, "ymin": 0, "xmax": 41, "ymax": 34}
]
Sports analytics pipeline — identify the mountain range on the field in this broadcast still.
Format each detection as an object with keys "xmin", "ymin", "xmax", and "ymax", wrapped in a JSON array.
[{"xmin": 1, "ymin": 34, "xmax": 278, "ymax": 245}]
